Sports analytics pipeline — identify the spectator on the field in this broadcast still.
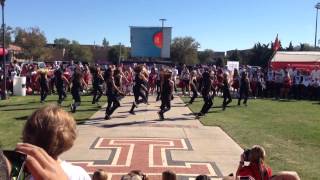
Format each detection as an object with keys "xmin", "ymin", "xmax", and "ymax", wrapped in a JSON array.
[
  {"xmin": 22, "ymin": 104, "xmax": 91, "ymax": 180},
  {"xmin": 92, "ymin": 169, "xmax": 108, "ymax": 180},
  {"xmin": 236, "ymin": 145, "xmax": 272, "ymax": 180},
  {"xmin": 180, "ymin": 64, "xmax": 190, "ymax": 96},
  {"xmin": 196, "ymin": 174, "xmax": 211, "ymax": 180},
  {"xmin": 14, "ymin": 143, "xmax": 68, "ymax": 180},
  {"xmin": 281, "ymin": 72, "xmax": 292, "ymax": 99},
  {"xmin": 171, "ymin": 66, "xmax": 179, "ymax": 92},
  {"xmin": 162, "ymin": 170, "xmax": 177, "ymax": 180},
  {"xmin": 121, "ymin": 170, "xmax": 149, "ymax": 180}
]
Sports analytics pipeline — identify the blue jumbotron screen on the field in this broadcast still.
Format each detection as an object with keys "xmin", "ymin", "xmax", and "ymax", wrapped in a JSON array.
[{"xmin": 130, "ymin": 27, "xmax": 171, "ymax": 58}]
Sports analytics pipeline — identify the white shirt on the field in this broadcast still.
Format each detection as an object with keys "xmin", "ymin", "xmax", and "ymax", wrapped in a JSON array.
[
  {"xmin": 60, "ymin": 161, "xmax": 91, "ymax": 180},
  {"xmin": 287, "ymin": 68, "xmax": 294, "ymax": 78},
  {"xmin": 172, "ymin": 68, "xmax": 178, "ymax": 80},
  {"xmin": 29, "ymin": 161, "xmax": 90, "ymax": 180},
  {"xmin": 311, "ymin": 70, "xmax": 320, "ymax": 80},
  {"xmin": 267, "ymin": 70, "xmax": 274, "ymax": 81},
  {"xmin": 303, "ymin": 76, "xmax": 311, "ymax": 87}
]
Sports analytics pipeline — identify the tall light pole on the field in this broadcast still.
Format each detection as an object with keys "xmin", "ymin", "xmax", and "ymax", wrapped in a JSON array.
[
  {"xmin": 0, "ymin": 0, "xmax": 6, "ymax": 100},
  {"xmin": 315, "ymin": 3, "xmax": 320, "ymax": 48},
  {"xmin": 159, "ymin": 18, "xmax": 167, "ymax": 58},
  {"xmin": 118, "ymin": 42, "xmax": 121, "ymax": 65}
]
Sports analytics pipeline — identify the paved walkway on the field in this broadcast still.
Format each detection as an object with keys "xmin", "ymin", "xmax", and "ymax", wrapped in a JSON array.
[{"xmin": 61, "ymin": 96, "xmax": 242, "ymax": 180}]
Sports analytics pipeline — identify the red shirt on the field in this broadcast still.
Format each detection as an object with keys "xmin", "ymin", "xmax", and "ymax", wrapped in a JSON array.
[{"xmin": 238, "ymin": 163, "xmax": 272, "ymax": 180}]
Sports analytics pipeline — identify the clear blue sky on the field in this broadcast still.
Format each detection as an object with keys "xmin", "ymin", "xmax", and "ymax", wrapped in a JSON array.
[{"xmin": 4, "ymin": 0, "xmax": 320, "ymax": 51}]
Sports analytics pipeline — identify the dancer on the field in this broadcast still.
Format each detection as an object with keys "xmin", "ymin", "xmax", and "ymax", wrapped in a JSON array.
[
  {"xmin": 104, "ymin": 68, "xmax": 124, "ymax": 120},
  {"xmin": 158, "ymin": 70, "xmax": 174, "ymax": 120},
  {"xmin": 54, "ymin": 66, "xmax": 69, "ymax": 105},
  {"xmin": 36, "ymin": 68, "xmax": 49, "ymax": 103},
  {"xmin": 91, "ymin": 66, "xmax": 104, "ymax": 105},
  {"xmin": 156, "ymin": 67, "xmax": 165, "ymax": 101},
  {"xmin": 197, "ymin": 70, "xmax": 214, "ymax": 117},
  {"xmin": 70, "ymin": 68, "xmax": 87, "ymax": 113},
  {"xmin": 142, "ymin": 65, "xmax": 149, "ymax": 103},
  {"xmin": 222, "ymin": 73, "xmax": 232, "ymax": 110},
  {"xmin": 187, "ymin": 70, "xmax": 198, "ymax": 105},
  {"xmin": 129, "ymin": 65, "xmax": 148, "ymax": 115},
  {"xmin": 114, "ymin": 66, "xmax": 126, "ymax": 101},
  {"xmin": 238, "ymin": 72, "xmax": 250, "ymax": 106}
]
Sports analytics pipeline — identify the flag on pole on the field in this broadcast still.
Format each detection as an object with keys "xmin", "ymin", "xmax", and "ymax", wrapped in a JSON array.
[{"xmin": 273, "ymin": 34, "xmax": 280, "ymax": 51}]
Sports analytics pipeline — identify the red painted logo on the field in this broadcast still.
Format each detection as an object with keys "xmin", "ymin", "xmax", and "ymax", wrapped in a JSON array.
[
  {"xmin": 153, "ymin": 31, "xmax": 163, "ymax": 48},
  {"xmin": 70, "ymin": 138, "xmax": 221, "ymax": 179}
]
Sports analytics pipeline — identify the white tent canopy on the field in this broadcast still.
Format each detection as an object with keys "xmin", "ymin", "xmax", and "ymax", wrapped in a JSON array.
[{"xmin": 271, "ymin": 51, "xmax": 320, "ymax": 63}]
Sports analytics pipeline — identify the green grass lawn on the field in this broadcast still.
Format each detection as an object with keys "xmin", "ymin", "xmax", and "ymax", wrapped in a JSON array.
[
  {"xmin": 0, "ymin": 94, "xmax": 106, "ymax": 149},
  {"xmin": 183, "ymin": 97, "xmax": 320, "ymax": 180}
]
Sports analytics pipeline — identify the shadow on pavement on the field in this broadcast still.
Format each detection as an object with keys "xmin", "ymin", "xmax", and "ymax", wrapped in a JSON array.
[
  {"xmin": 98, "ymin": 120, "xmax": 155, "ymax": 128},
  {"xmin": 117, "ymin": 109, "xmax": 158, "ymax": 113}
]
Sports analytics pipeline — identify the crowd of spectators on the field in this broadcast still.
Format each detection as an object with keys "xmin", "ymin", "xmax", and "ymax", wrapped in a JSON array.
[{"xmin": 177, "ymin": 64, "xmax": 320, "ymax": 101}]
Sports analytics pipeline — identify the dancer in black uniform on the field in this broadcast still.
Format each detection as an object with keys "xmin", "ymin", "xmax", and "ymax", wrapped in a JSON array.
[
  {"xmin": 188, "ymin": 70, "xmax": 198, "ymax": 105},
  {"xmin": 104, "ymin": 68, "xmax": 124, "ymax": 120},
  {"xmin": 91, "ymin": 66, "xmax": 104, "ymax": 105},
  {"xmin": 156, "ymin": 67, "xmax": 164, "ymax": 101},
  {"xmin": 129, "ymin": 65, "xmax": 148, "ymax": 115},
  {"xmin": 222, "ymin": 73, "xmax": 232, "ymax": 110},
  {"xmin": 36, "ymin": 69, "xmax": 49, "ymax": 103},
  {"xmin": 142, "ymin": 65, "xmax": 149, "ymax": 103},
  {"xmin": 238, "ymin": 72, "xmax": 250, "ymax": 106},
  {"xmin": 54, "ymin": 66, "xmax": 69, "ymax": 105},
  {"xmin": 197, "ymin": 71, "xmax": 214, "ymax": 117},
  {"xmin": 113, "ymin": 67, "xmax": 126, "ymax": 102},
  {"xmin": 158, "ymin": 70, "xmax": 174, "ymax": 120},
  {"xmin": 70, "ymin": 68, "xmax": 87, "ymax": 113}
]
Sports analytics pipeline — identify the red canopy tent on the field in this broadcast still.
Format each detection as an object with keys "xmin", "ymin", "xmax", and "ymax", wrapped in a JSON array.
[{"xmin": 270, "ymin": 51, "xmax": 320, "ymax": 71}]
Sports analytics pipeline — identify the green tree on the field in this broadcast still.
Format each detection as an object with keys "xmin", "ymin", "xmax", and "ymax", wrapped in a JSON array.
[
  {"xmin": 249, "ymin": 43, "xmax": 273, "ymax": 67},
  {"xmin": 299, "ymin": 43, "xmax": 314, "ymax": 51},
  {"xmin": 171, "ymin": 37, "xmax": 200, "ymax": 65},
  {"xmin": 14, "ymin": 27, "xmax": 47, "ymax": 60},
  {"xmin": 287, "ymin": 41, "xmax": 294, "ymax": 51},
  {"xmin": 0, "ymin": 25, "xmax": 13, "ymax": 47},
  {"xmin": 54, "ymin": 38, "xmax": 70, "ymax": 49},
  {"xmin": 102, "ymin": 37, "xmax": 109, "ymax": 48},
  {"xmin": 216, "ymin": 57, "xmax": 226, "ymax": 67},
  {"xmin": 198, "ymin": 49, "xmax": 214, "ymax": 64},
  {"xmin": 67, "ymin": 41, "xmax": 93, "ymax": 62},
  {"xmin": 107, "ymin": 44, "xmax": 129, "ymax": 64},
  {"xmin": 228, "ymin": 49, "xmax": 241, "ymax": 62}
]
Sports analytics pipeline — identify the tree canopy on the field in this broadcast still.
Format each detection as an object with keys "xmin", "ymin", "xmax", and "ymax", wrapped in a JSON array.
[
  {"xmin": 14, "ymin": 27, "xmax": 47, "ymax": 60},
  {"xmin": 171, "ymin": 37, "xmax": 200, "ymax": 65}
]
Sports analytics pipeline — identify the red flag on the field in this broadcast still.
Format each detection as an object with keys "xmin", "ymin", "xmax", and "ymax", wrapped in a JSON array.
[{"xmin": 273, "ymin": 34, "xmax": 280, "ymax": 51}]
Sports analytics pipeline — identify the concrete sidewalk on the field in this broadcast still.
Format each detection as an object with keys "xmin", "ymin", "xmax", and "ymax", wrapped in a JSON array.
[{"xmin": 61, "ymin": 96, "xmax": 242, "ymax": 180}]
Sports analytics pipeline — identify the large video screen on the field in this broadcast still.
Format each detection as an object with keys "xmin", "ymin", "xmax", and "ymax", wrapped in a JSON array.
[{"xmin": 130, "ymin": 27, "xmax": 171, "ymax": 58}]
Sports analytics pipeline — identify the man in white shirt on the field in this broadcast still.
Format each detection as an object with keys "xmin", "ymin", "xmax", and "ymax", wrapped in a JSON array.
[
  {"xmin": 311, "ymin": 66, "xmax": 320, "ymax": 81},
  {"xmin": 171, "ymin": 66, "xmax": 179, "ymax": 92}
]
